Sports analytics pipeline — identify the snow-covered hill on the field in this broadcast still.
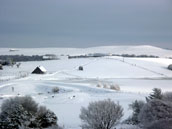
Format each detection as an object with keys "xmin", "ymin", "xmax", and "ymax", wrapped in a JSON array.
[
  {"xmin": 0, "ymin": 45, "xmax": 172, "ymax": 57},
  {"xmin": 1, "ymin": 46, "xmax": 172, "ymax": 128}
]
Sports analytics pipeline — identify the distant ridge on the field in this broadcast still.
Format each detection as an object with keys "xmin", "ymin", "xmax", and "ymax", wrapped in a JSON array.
[{"xmin": 0, "ymin": 45, "xmax": 172, "ymax": 58}]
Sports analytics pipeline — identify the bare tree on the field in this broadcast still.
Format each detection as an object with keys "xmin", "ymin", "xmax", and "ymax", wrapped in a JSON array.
[{"xmin": 80, "ymin": 99, "xmax": 123, "ymax": 129}]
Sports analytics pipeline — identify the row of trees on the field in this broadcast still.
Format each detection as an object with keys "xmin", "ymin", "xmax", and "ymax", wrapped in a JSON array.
[
  {"xmin": 0, "ymin": 88, "xmax": 171, "ymax": 129},
  {"xmin": 0, "ymin": 97, "xmax": 124, "ymax": 129},
  {"xmin": 0, "ymin": 54, "xmax": 59, "ymax": 64},
  {"xmin": 0, "ymin": 55, "xmax": 44, "ymax": 64},
  {"xmin": 112, "ymin": 54, "xmax": 159, "ymax": 58}
]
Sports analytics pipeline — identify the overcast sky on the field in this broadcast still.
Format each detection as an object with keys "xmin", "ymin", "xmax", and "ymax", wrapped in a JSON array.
[{"xmin": 0, "ymin": 0, "xmax": 172, "ymax": 48}]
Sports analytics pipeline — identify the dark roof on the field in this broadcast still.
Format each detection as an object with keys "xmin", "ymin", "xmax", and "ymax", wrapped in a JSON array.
[{"xmin": 32, "ymin": 66, "xmax": 46, "ymax": 74}]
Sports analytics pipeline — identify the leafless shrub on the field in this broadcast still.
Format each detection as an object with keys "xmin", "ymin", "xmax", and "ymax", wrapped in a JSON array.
[
  {"xmin": 96, "ymin": 83, "xmax": 102, "ymax": 88},
  {"xmin": 52, "ymin": 87, "xmax": 60, "ymax": 93},
  {"xmin": 38, "ymin": 93, "xmax": 43, "ymax": 95},
  {"xmin": 1, "ymin": 96, "xmax": 38, "ymax": 114},
  {"xmin": 103, "ymin": 84, "xmax": 108, "ymax": 89},
  {"xmin": 110, "ymin": 84, "xmax": 120, "ymax": 91},
  {"xmin": 80, "ymin": 99, "xmax": 123, "ymax": 129}
]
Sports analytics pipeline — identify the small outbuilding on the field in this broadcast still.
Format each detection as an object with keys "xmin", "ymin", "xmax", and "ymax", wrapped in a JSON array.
[
  {"xmin": 78, "ymin": 66, "xmax": 83, "ymax": 71},
  {"xmin": 168, "ymin": 64, "xmax": 172, "ymax": 70},
  {"xmin": 32, "ymin": 66, "xmax": 47, "ymax": 74}
]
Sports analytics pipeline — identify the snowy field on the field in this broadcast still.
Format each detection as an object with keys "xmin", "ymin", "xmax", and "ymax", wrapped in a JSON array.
[{"xmin": 0, "ymin": 46, "xmax": 172, "ymax": 128}]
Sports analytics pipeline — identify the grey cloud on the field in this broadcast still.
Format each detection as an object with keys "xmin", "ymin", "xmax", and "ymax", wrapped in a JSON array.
[{"xmin": 0, "ymin": 0, "xmax": 172, "ymax": 48}]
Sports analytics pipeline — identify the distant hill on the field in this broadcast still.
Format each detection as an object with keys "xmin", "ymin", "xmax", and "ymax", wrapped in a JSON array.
[{"xmin": 0, "ymin": 45, "xmax": 172, "ymax": 58}]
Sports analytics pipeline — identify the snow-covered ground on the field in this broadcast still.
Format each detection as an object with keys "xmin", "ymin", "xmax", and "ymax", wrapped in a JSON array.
[{"xmin": 0, "ymin": 46, "xmax": 172, "ymax": 128}]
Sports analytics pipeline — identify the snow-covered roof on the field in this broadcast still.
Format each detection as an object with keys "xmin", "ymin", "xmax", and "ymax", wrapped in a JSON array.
[
  {"xmin": 9, "ymin": 49, "xmax": 19, "ymax": 52},
  {"xmin": 38, "ymin": 66, "xmax": 47, "ymax": 72}
]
